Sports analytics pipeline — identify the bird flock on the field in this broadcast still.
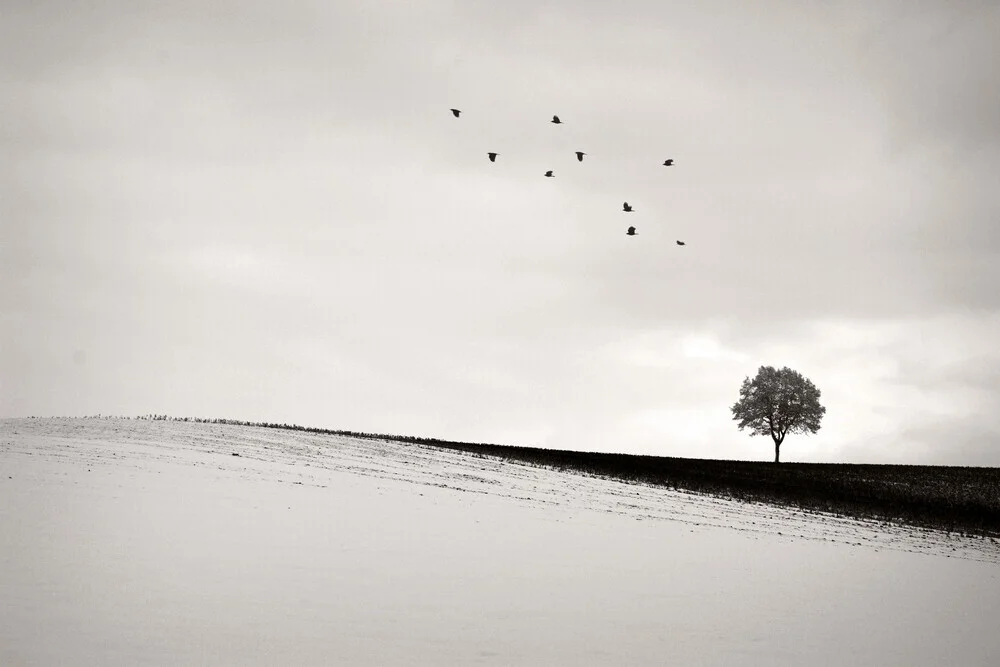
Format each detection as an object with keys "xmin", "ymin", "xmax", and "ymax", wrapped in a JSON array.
[{"xmin": 450, "ymin": 108, "xmax": 685, "ymax": 244}]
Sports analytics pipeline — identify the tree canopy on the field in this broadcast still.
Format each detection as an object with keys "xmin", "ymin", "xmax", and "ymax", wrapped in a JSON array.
[{"xmin": 730, "ymin": 365, "xmax": 826, "ymax": 463}]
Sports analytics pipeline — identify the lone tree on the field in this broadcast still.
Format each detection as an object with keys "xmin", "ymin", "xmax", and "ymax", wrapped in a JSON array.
[{"xmin": 730, "ymin": 365, "xmax": 826, "ymax": 463}]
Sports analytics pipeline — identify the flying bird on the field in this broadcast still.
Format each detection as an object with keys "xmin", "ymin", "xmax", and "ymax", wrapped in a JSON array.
[
  {"xmin": 623, "ymin": 202, "xmax": 633, "ymax": 212},
  {"xmin": 575, "ymin": 151, "xmax": 586, "ymax": 162},
  {"xmin": 676, "ymin": 240, "xmax": 686, "ymax": 246},
  {"xmin": 545, "ymin": 170, "xmax": 554, "ymax": 177},
  {"xmin": 627, "ymin": 226, "xmax": 637, "ymax": 236},
  {"xmin": 487, "ymin": 152, "xmax": 498, "ymax": 162},
  {"xmin": 551, "ymin": 115, "xmax": 562, "ymax": 124},
  {"xmin": 663, "ymin": 159, "xmax": 674, "ymax": 166},
  {"xmin": 450, "ymin": 108, "xmax": 461, "ymax": 117}
]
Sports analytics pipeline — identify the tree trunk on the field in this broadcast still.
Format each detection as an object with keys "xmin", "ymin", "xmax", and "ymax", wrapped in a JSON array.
[{"xmin": 768, "ymin": 424, "xmax": 784, "ymax": 463}]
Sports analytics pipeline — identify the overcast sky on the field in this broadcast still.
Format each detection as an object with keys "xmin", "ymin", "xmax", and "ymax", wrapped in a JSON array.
[{"xmin": 3, "ymin": 0, "xmax": 999, "ymax": 465}]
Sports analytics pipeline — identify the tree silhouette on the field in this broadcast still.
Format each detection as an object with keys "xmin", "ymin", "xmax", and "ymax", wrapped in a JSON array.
[{"xmin": 731, "ymin": 365, "xmax": 826, "ymax": 463}]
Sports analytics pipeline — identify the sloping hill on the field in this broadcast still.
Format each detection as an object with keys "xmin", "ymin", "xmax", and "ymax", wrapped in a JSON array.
[
  {"xmin": 92, "ymin": 416, "xmax": 1000, "ymax": 536},
  {"xmin": 2, "ymin": 417, "xmax": 999, "ymax": 666}
]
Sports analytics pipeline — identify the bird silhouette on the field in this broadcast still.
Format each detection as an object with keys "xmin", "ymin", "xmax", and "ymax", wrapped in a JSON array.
[
  {"xmin": 623, "ymin": 202, "xmax": 633, "ymax": 212},
  {"xmin": 545, "ymin": 170, "xmax": 554, "ymax": 177},
  {"xmin": 575, "ymin": 151, "xmax": 586, "ymax": 162},
  {"xmin": 663, "ymin": 159, "xmax": 674, "ymax": 166},
  {"xmin": 551, "ymin": 115, "xmax": 562, "ymax": 124},
  {"xmin": 627, "ymin": 226, "xmax": 637, "ymax": 236},
  {"xmin": 676, "ymin": 240, "xmax": 686, "ymax": 246},
  {"xmin": 487, "ymin": 152, "xmax": 498, "ymax": 162},
  {"xmin": 450, "ymin": 109, "xmax": 461, "ymax": 117}
]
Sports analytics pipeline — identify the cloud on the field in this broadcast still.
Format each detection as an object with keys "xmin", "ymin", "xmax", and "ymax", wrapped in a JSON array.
[
  {"xmin": 3, "ymin": 1, "xmax": 998, "ymax": 468},
  {"xmin": 858, "ymin": 2, "xmax": 1000, "ymax": 154},
  {"xmin": 168, "ymin": 244, "xmax": 316, "ymax": 296}
]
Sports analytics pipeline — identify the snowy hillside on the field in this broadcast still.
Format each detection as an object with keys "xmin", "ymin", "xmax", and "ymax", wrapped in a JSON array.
[{"xmin": 2, "ymin": 418, "xmax": 999, "ymax": 666}]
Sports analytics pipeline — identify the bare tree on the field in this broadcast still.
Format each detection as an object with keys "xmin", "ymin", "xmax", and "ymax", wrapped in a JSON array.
[{"xmin": 731, "ymin": 365, "xmax": 826, "ymax": 463}]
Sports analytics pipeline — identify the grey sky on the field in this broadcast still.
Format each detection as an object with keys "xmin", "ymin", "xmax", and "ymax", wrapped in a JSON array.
[{"xmin": 3, "ymin": 1, "xmax": 999, "ymax": 464}]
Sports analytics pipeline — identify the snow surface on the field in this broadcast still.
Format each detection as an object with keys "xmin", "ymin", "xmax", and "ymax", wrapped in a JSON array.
[{"xmin": 2, "ymin": 418, "xmax": 999, "ymax": 666}]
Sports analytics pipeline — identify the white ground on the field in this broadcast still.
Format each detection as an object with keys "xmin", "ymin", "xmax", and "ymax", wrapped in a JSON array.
[{"xmin": 2, "ymin": 418, "xmax": 999, "ymax": 666}]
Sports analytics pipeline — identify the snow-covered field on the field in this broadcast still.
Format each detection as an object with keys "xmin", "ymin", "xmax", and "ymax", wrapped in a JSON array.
[{"xmin": 2, "ymin": 418, "xmax": 998, "ymax": 666}]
